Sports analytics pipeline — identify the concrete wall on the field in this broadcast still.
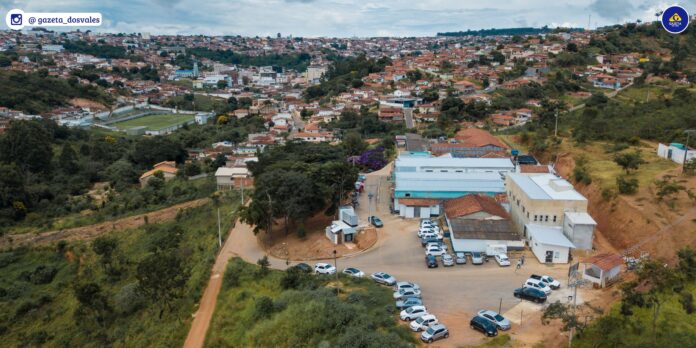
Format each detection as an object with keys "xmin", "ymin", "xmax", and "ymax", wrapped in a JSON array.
[
  {"xmin": 563, "ymin": 219, "xmax": 594, "ymax": 250},
  {"xmin": 529, "ymin": 240, "xmax": 569, "ymax": 264},
  {"xmin": 657, "ymin": 143, "xmax": 696, "ymax": 164},
  {"xmin": 397, "ymin": 204, "xmax": 439, "ymax": 218},
  {"xmin": 506, "ymin": 176, "xmax": 588, "ymax": 240}
]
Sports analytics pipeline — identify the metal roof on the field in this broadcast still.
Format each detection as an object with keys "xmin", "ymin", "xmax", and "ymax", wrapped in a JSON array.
[
  {"xmin": 395, "ymin": 172, "xmax": 505, "ymax": 193},
  {"xmin": 450, "ymin": 219, "xmax": 521, "ymax": 241},
  {"xmin": 395, "ymin": 156, "xmax": 515, "ymax": 171},
  {"xmin": 509, "ymin": 173, "xmax": 587, "ymax": 201},
  {"xmin": 564, "ymin": 212, "xmax": 597, "ymax": 225},
  {"xmin": 527, "ymin": 224, "xmax": 575, "ymax": 248}
]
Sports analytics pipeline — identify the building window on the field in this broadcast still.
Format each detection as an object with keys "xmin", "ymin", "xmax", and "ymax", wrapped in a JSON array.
[
  {"xmin": 425, "ymin": 169, "xmax": 433, "ymax": 172},
  {"xmin": 527, "ymin": 212, "xmax": 530, "ymax": 219},
  {"xmin": 554, "ymin": 251, "xmax": 559, "ymax": 258},
  {"xmin": 405, "ymin": 193, "xmax": 411, "ymax": 197},
  {"xmin": 553, "ymin": 215, "xmax": 557, "ymax": 222},
  {"xmin": 545, "ymin": 215, "xmax": 549, "ymax": 222},
  {"xmin": 522, "ymin": 206, "xmax": 525, "ymax": 213},
  {"xmin": 440, "ymin": 170, "xmax": 448, "ymax": 172},
  {"xmin": 533, "ymin": 215, "xmax": 538, "ymax": 222}
]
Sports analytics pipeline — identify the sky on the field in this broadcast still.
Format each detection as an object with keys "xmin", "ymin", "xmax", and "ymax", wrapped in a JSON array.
[{"xmin": 1, "ymin": 0, "xmax": 695, "ymax": 37}]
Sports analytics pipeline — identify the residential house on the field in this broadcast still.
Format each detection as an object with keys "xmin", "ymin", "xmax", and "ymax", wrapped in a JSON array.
[
  {"xmin": 656, "ymin": 143, "xmax": 696, "ymax": 164},
  {"xmin": 581, "ymin": 253, "xmax": 623, "ymax": 288},
  {"xmin": 139, "ymin": 161, "xmax": 178, "ymax": 187},
  {"xmin": 215, "ymin": 167, "xmax": 253, "ymax": 190}
]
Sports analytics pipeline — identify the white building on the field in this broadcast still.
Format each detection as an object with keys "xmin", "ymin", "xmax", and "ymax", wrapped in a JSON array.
[{"xmin": 657, "ymin": 143, "xmax": 695, "ymax": 164}]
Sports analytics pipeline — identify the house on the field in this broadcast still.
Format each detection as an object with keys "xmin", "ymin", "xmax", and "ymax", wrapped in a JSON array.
[
  {"xmin": 430, "ymin": 128, "xmax": 508, "ymax": 158},
  {"xmin": 657, "ymin": 143, "xmax": 696, "ymax": 164},
  {"xmin": 139, "ymin": 161, "xmax": 178, "ymax": 187},
  {"xmin": 325, "ymin": 206, "xmax": 358, "ymax": 244},
  {"xmin": 506, "ymin": 173, "xmax": 597, "ymax": 263},
  {"xmin": 591, "ymin": 74, "xmax": 621, "ymax": 89},
  {"xmin": 393, "ymin": 155, "xmax": 515, "ymax": 218},
  {"xmin": 581, "ymin": 253, "xmax": 623, "ymax": 288},
  {"xmin": 215, "ymin": 167, "xmax": 253, "ymax": 190},
  {"xmin": 444, "ymin": 194, "xmax": 523, "ymax": 253},
  {"xmin": 453, "ymin": 80, "xmax": 477, "ymax": 95}
]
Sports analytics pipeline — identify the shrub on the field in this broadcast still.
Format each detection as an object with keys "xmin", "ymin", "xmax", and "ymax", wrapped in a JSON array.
[
  {"xmin": 256, "ymin": 256, "xmax": 270, "ymax": 277},
  {"xmin": 253, "ymin": 296, "xmax": 275, "ymax": 320},
  {"xmin": 114, "ymin": 282, "xmax": 145, "ymax": 315},
  {"xmin": 223, "ymin": 265, "xmax": 240, "ymax": 288},
  {"xmin": 616, "ymin": 175, "xmax": 639, "ymax": 195},
  {"xmin": 573, "ymin": 166, "xmax": 592, "ymax": 185}
]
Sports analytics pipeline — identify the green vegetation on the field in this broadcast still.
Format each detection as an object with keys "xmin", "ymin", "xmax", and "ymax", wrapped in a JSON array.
[
  {"xmin": 72, "ymin": 64, "xmax": 160, "ymax": 83},
  {"xmin": 437, "ymin": 26, "xmax": 582, "ymax": 37},
  {"xmin": 163, "ymin": 93, "xmax": 232, "ymax": 113},
  {"xmin": 567, "ymin": 248, "xmax": 696, "ymax": 347},
  {"xmin": 241, "ymin": 141, "xmax": 358, "ymax": 235},
  {"xmin": 63, "ymin": 40, "xmax": 127, "ymax": 59},
  {"xmin": 303, "ymin": 55, "xmax": 392, "ymax": 101},
  {"xmin": 186, "ymin": 47, "xmax": 311, "ymax": 71},
  {"xmin": 113, "ymin": 113, "xmax": 195, "ymax": 131},
  {"xmin": 205, "ymin": 258, "xmax": 416, "ymax": 347},
  {"xmin": 0, "ymin": 194, "xmax": 240, "ymax": 347},
  {"xmin": 0, "ymin": 70, "xmax": 112, "ymax": 114}
]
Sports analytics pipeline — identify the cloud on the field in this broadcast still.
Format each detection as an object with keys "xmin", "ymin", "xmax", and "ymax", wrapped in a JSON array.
[
  {"xmin": 589, "ymin": 0, "xmax": 635, "ymax": 20},
  {"xmin": 0, "ymin": 0, "xmax": 677, "ymax": 36}
]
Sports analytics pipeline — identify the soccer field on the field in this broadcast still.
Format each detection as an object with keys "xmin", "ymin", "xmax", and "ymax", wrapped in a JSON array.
[{"xmin": 112, "ymin": 114, "xmax": 194, "ymax": 131}]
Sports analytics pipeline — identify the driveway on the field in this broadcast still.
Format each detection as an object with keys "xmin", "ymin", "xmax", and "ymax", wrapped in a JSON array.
[{"xmin": 224, "ymin": 164, "xmax": 585, "ymax": 346}]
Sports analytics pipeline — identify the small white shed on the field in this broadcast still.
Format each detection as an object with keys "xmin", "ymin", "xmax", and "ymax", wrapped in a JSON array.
[{"xmin": 527, "ymin": 224, "xmax": 575, "ymax": 264}]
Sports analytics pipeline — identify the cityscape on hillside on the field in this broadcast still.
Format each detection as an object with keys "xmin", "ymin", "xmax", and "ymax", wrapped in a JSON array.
[{"xmin": 0, "ymin": 2, "xmax": 695, "ymax": 348}]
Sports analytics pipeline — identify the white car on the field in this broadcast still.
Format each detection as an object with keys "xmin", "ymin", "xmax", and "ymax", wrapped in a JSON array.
[
  {"xmin": 420, "ymin": 219, "xmax": 437, "ymax": 228},
  {"xmin": 342, "ymin": 267, "xmax": 364, "ymax": 278},
  {"xmin": 531, "ymin": 274, "xmax": 561, "ymax": 289},
  {"xmin": 426, "ymin": 242, "xmax": 447, "ymax": 251},
  {"xmin": 410, "ymin": 314, "xmax": 439, "ymax": 331},
  {"xmin": 425, "ymin": 245, "xmax": 445, "ymax": 256},
  {"xmin": 400, "ymin": 305, "xmax": 428, "ymax": 321},
  {"xmin": 394, "ymin": 281, "xmax": 421, "ymax": 292},
  {"xmin": 393, "ymin": 288, "xmax": 422, "ymax": 300},
  {"xmin": 314, "ymin": 263, "xmax": 336, "ymax": 275},
  {"xmin": 471, "ymin": 252, "xmax": 484, "ymax": 265},
  {"xmin": 442, "ymin": 253, "xmax": 454, "ymax": 267},
  {"xmin": 419, "ymin": 226, "xmax": 440, "ymax": 234},
  {"xmin": 494, "ymin": 254, "xmax": 511, "ymax": 267},
  {"xmin": 420, "ymin": 232, "xmax": 443, "ymax": 240},
  {"xmin": 524, "ymin": 278, "xmax": 552, "ymax": 295},
  {"xmin": 477, "ymin": 309, "xmax": 511, "ymax": 330}
]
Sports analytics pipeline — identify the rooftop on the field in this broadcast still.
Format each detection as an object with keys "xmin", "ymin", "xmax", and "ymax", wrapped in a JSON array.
[
  {"xmin": 395, "ymin": 155, "xmax": 514, "ymax": 171},
  {"xmin": 395, "ymin": 172, "xmax": 505, "ymax": 193},
  {"xmin": 444, "ymin": 194, "xmax": 509, "ymax": 219},
  {"xmin": 526, "ymin": 225, "xmax": 575, "ymax": 248},
  {"xmin": 508, "ymin": 173, "xmax": 587, "ymax": 201},
  {"xmin": 581, "ymin": 253, "xmax": 623, "ymax": 271},
  {"xmin": 450, "ymin": 219, "xmax": 520, "ymax": 241},
  {"xmin": 565, "ymin": 212, "xmax": 597, "ymax": 225}
]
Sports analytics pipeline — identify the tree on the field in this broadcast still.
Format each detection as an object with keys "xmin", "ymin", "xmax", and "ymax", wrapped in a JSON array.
[
  {"xmin": 0, "ymin": 120, "xmax": 53, "ymax": 173},
  {"xmin": 616, "ymin": 175, "xmax": 639, "ymax": 194},
  {"xmin": 59, "ymin": 143, "xmax": 80, "ymax": 175},
  {"xmin": 105, "ymin": 159, "xmax": 138, "ymax": 191},
  {"xmin": 136, "ymin": 251, "xmax": 190, "ymax": 319},
  {"xmin": 216, "ymin": 80, "xmax": 227, "ymax": 90},
  {"xmin": 614, "ymin": 151, "xmax": 645, "ymax": 174},
  {"xmin": 92, "ymin": 236, "xmax": 120, "ymax": 278},
  {"xmin": 212, "ymin": 153, "xmax": 227, "ymax": 170},
  {"xmin": 73, "ymin": 282, "xmax": 112, "ymax": 329},
  {"xmin": 342, "ymin": 131, "xmax": 367, "ymax": 156}
]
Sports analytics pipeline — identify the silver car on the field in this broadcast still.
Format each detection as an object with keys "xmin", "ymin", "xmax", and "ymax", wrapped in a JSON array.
[
  {"xmin": 477, "ymin": 309, "xmax": 511, "ymax": 330},
  {"xmin": 394, "ymin": 281, "xmax": 421, "ymax": 292},
  {"xmin": 471, "ymin": 252, "xmax": 484, "ymax": 265},
  {"xmin": 421, "ymin": 324, "xmax": 449, "ymax": 343},
  {"xmin": 442, "ymin": 253, "xmax": 454, "ymax": 267},
  {"xmin": 455, "ymin": 252, "xmax": 467, "ymax": 264}
]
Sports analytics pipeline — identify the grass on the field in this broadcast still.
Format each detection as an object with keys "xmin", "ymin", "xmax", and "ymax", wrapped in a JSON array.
[
  {"xmin": 459, "ymin": 334, "xmax": 512, "ymax": 347},
  {"xmin": 614, "ymin": 84, "xmax": 671, "ymax": 104},
  {"xmin": 205, "ymin": 258, "xmax": 416, "ymax": 347},
  {"xmin": 113, "ymin": 113, "xmax": 194, "ymax": 131},
  {"xmin": 0, "ymin": 192, "xmax": 241, "ymax": 347}
]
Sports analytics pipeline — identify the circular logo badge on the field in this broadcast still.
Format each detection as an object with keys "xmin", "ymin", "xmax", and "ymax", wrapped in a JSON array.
[{"xmin": 661, "ymin": 6, "xmax": 689, "ymax": 34}]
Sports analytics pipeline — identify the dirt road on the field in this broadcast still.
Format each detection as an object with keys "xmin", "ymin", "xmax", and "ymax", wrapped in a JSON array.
[{"xmin": 0, "ymin": 198, "xmax": 209, "ymax": 249}]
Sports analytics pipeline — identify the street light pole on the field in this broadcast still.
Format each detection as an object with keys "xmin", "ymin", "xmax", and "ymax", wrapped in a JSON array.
[
  {"xmin": 554, "ymin": 110, "xmax": 559, "ymax": 138},
  {"xmin": 217, "ymin": 207, "xmax": 222, "ymax": 248}
]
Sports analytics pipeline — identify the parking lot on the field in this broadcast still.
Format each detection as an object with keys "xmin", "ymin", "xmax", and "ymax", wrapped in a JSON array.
[{"xmin": 337, "ymin": 167, "xmax": 590, "ymax": 346}]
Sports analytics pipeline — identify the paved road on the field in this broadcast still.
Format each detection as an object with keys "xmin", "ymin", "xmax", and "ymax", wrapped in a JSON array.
[
  {"xmin": 404, "ymin": 108, "xmax": 414, "ymax": 129},
  {"xmin": 208, "ymin": 165, "xmax": 576, "ymax": 346}
]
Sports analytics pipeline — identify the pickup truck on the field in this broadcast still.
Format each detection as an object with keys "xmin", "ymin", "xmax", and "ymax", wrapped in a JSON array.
[{"xmin": 530, "ymin": 274, "xmax": 561, "ymax": 289}]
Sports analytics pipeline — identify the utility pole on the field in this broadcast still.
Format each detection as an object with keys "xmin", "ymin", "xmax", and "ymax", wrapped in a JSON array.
[
  {"xmin": 217, "ymin": 208, "xmax": 222, "ymax": 247},
  {"xmin": 240, "ymin": 179, "xmax": 244, "ymax": 205},
  {"xmin": 368, "ymin": 192, "xmax": 374, "ymax": 220},
  {"xmin": 266, "ymin": 191, "xmax": 273, "ymax": 245},
  {"xmin": 554, "ymin": 109, "xmax": 559, "ymax": 138},
  {"xmin": 683, "ymin": 130, "xmax": 694, "ymax": 173},
  {"xmin": 498, "ymin": 298, "xmax": 502, "ymax": 314}
]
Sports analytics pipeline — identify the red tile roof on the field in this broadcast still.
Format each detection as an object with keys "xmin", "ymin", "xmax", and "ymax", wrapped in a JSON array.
[
  {"xmin": 520, "ymin": 165, "xmax": 550, "ymax": 173},
  {"xmin": 398, "ymin": 198, "xmax": 442, "ymax": 206},
  {"xmin": 454, "ymin": 128, "xmax": 509, "ymax": 149},
  {"xmin": 444, "ymin": 194, "xmax": 509, "ymax": 219},
  {"xmin": 582, "ymin": 253, "xmax": 623, "ymax": 271}
]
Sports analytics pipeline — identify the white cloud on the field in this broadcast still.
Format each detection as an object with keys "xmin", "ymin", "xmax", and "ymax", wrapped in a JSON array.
[{"xmin": 0, "ymin": 0, "xmax": 692, "ymax": 36}]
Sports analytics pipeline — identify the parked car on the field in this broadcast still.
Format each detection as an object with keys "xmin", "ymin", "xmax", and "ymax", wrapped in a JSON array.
[
  {"xmin": 425, "ymin": 254, "xmax": 438, "ymax": 268},
  {"xmin": 514, "ymin": 287, "xmax": 548, "ymax": 303},
  {"xmin": 395, "ymin": 297, "xmax": 423, "ymax": 310},
  {"xmin": 420, "ymin": 219, "xmax": 436, "ymax": 228},
  {"xmin": 314, "ymin": 263, "xmax": 336, "ymax": 275},
  {"xmin": 410, "ymin": 314, "xmax": 439, "ymax": 332},
  {"xmin": 426, "ymin": 241, "xmax": 447, "ymax": 251},
  {"xmin": 530, "ymin": 274, "xmax": 561, "ymax": 289},
  {"xmin": 395, "ymin": 281, "xmax": 421, "ymax": 292},
  {"xmin": 470, "ymin": 315, "xmax": 498, "ymax": 337},
  {"xmin": 419, "ymin": 226, "xmax": 441, "ymax": 234},
  {"xmin": 477, "ymin": 309, "xmax": 511, "ymax": 330},
  {"xmin": 290, "ymin": 263, "xmax": 312, "ymax": 273},
  {"xmin": 421, "ymin": 236, "xmax": 441, "ymax": 247},
  {"xmin": 425, "ymin": 245, "xmax": 445, "ymax": 256},
  {"xmin": 455, "ymin": 252, "xmax": 467, "ymax": 264},
  {"xmin": 442, "ymin": 253, "xmax": 454, "ymax": 267},
  {"xmin": 400, "ymin": 305, "xmax": 428, "ymax": 321},
  {"xmin": 494, "ymin": 254, "xmax": 511, "ymax": 267},
  {"xmin": 524, "ymin": 278, "xmax": 552, "ymax": 295},
  {"xmin": 371, "ymin": 272, "xmax": 397, "ymax": 286},
  {"xmin": 342, "ymin": 267, "xmax": 364, "ymax": 278},
  {"xmin": 471, "ymin": 252, "xmax": 484, "ymax": 265},
  {"xmin": 368, "ymin": 216, "xmax": 383, "ymax": 228},
  {"xmin": 393, "ymin": 288, "xmax": 422, "ymax": 300},
  {"xmin": 420, "ymin": 324, "xmax": 449, "ymax": 343}
]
